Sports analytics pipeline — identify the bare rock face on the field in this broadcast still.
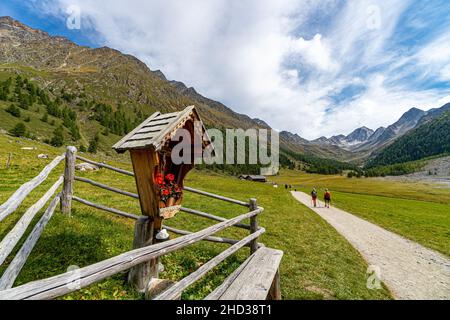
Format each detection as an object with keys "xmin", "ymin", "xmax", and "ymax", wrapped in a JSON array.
[{"xmin": 75, "ymin": 162, "xmax": 99, "ymax": 171}]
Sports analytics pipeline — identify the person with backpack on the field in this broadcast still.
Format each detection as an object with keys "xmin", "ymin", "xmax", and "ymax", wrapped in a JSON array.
[
  {"xmin": 311, "ymin": 188, "xmax": 318, "ymax": 207},
  {"xmin": 324, "ymin": 188, "xmax": 331, "ymax": 208}
]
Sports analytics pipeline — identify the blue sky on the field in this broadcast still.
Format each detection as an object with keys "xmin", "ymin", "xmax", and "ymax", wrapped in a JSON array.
[{"xmin": 1, "ymin": 0, "xmax": 450, "ymax": 139}]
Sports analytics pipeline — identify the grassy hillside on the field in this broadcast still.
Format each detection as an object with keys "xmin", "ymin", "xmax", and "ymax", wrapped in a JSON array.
[
  {"xmin": 270, "ymin": 170, "xmax": 450, "ymax": 256},
  {"xmin": 0, "ymin": 133, "xmax": 391, "ymax": 300}
]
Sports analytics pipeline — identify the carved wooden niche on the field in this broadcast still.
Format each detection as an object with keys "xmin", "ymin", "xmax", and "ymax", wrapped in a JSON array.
[{"xmin": 113, "ymin": 106, "xmax": 211, "ymax": 221}]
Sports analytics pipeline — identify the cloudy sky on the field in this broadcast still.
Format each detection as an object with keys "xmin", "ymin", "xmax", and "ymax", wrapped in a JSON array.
[{"xmin": 2, "ymin": 0, "xmax": 450, "ymax": 139}]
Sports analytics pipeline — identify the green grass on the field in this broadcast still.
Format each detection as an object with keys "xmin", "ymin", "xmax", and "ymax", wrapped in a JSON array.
[
  {"xmin": 0, "ymin": 134, "xmax": 391, "ymax": 300},
  {"xmin": 270, "ymin": 169, "xmax": 450, "ymax": 204},
  {"xmin": 271, "ymin": 169, "xmax": 450, "ymax": 257},
  {"xmin": 329, "ymin": 192, "xmax": 450, "ymax": 257}
]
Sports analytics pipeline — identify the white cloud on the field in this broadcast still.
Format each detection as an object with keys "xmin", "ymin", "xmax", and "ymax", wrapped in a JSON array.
[
  {"xmin": 36, "ymin": 0, "xmax": 450, "ymax": 139},
  {"xmin": 289, "ymin": 34, "xmax": 337, "ymax": 72}
]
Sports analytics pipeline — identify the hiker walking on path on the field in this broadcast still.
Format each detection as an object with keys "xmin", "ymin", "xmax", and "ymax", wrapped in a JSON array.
[
  {"xmin": 311, "ymin": 188, "xmax": 318, "ymax": 207},
  {"xmin": 324, "ymin": 188, "xmax": 331, "ymax": 208}
]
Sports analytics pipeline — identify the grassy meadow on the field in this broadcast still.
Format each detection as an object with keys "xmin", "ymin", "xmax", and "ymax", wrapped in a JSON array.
[
  {"xmin": 270, "ymin": 169, "xmax": 450, "ymax": 256},
  {"xmin": 0, "ymin": 134, "xmax": 392, "ymax": 300}
]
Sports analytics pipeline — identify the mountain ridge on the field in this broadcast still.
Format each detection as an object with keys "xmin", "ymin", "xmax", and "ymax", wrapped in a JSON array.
[{"xmin": 0, "ymin": 16, "xmax": 350, "ymax": 160}]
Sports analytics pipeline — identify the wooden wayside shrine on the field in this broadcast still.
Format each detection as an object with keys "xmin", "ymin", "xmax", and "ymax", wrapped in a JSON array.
[{"xmin": 0, "ymin": 105, "xmax": 283, "ymax": 300}]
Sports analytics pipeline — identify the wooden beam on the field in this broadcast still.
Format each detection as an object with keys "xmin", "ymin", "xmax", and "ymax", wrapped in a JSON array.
[
  {"xmin": 129, "ymin": 149, "xmax": 159, "ymax": 218},
  {"xmin": 75, "ymin": 155, "xmax": 134, "ymax": 177},
  {"xmin": 164, "ymin": 225, "xmax": 245, "ymax": 246},
  {"xmin": 0, "ymin": 194, "xmax": 61, "ymax": 289},
  {"xmin": 0, "ymin": 154, "xmax": 64, "ymax": 222},
  {"xmin": 72, "ymin": 196, "xmax": 141, "ymax": 220},
  {"xmin": 74, "ymin": 176, "xmax": 139, "ymax": 199},
  {"xmin": 61, "ymin": 146, "xmax": 76, "ymax": 215},
  {"xmin": 154, "ymin": 227, "xmax": 265, "ymax": 300},
  {"xmin": 128, "ymin": 217, "xmax": 155, "ymax": 292},
  {"xmin": 249, "ymin": 198, "xmax": 259, "ymax": 254},
  {"xmin": 0, "ymin": 207, "xmax": 262, "ymax": 300},
  {"xmin": 0, "ymin": 176, "xmax": 63, "ymax": 266}
]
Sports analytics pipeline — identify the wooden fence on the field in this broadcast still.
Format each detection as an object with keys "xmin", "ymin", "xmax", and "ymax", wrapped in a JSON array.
[{"xmin": 0, "ymin": 147, "xmax": 265, "ymax": 299}]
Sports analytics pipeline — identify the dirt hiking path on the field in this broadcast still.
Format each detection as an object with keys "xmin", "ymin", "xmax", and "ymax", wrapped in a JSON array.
[{"xmin": 291, "ymin": 191, "xmax": 450, "ymax": 300}]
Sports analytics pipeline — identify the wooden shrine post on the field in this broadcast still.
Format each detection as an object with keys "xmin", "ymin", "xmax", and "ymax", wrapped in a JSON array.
[
  {"xmin": 127, "ymin": 149, "xmax": 160, "ymax": 291},
  {"xmin": 112, "ymin": 106, "xmax": 212, "ymax": 292}
]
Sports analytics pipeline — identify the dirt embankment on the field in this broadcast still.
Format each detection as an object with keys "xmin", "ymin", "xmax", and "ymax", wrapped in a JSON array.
[{"xmin": 380, "ymin": 156, "xmax": 450, "ymax": 187}]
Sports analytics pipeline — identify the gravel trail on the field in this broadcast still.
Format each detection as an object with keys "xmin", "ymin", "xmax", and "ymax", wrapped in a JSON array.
[{"xmin": 291, "ymin": 191, "xmax": 450, "ymax": 300}]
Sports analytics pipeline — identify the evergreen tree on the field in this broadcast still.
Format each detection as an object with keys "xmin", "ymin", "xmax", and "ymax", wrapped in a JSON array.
[
  {"xmin": 5, "ymin": 104, "xmax": 21, "ymax": 118},
  {"xmin": 9, "ymin": 122, "xmax": 27, "ymax": 137},
  {"xmin": 41, "ymin": 112, "xmax": 48, "ymax": 122},
  {"xmin": 88, "ymin": 133, "xmax": 99, "ymax": 153},
  {"xmin": 50, "ymin": 126, "xmax": 65, "ymax": 147}
]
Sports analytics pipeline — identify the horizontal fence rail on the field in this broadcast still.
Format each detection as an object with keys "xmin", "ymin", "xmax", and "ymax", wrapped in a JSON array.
[
  {"xmin": 164, "ymin": 225, "xmax": 246, "ymax": 247},
  {"xmin": 0, "ymin": 207, "xmax": 263, "ymax": 300},
  {"xmin": 0, "ymin": 155, "xmax": 64, "ymax": 222},
  {"xmin": 0, "ymin": 194, "xmax": 61, "ymax": 290},
  {"xmin": 183, "ymin": 186, "xmax": 250, "ymax": 207},
  {"xmin": 180, "ymin": 207, "xmax": 251, "ymax": 230},
  {"xmin": 74, "ymin": 176, "xmax": 139, "ymax": 199},
  {"xmin": 75, "ymin": 155, "xmax": 134, "ymax": 176},
  {"xmin": 74, "ymin": 156, "xmax": 250, "ymax": 208},
  {"xmin": 72, "ymin": 196, "xmax": 141, "ymax": 220},
  {"xmin": 0, "ymin": 176, "xmax": 63, "ymax": 266}
]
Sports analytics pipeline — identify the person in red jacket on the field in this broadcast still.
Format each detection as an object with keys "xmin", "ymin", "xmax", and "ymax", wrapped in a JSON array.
[
  {"xmin": 324, "ymin": 188, "xmax": 331, "ymax": 208},
  {"xmin": 311, "ymin": 188, "xmax": 318, "ymax": 207}
]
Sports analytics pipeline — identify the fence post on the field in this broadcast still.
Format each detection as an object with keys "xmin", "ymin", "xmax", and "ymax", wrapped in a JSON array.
[
  {"xmin": 61, "ymin": 146, "xmax": 76, "ymax": 215},
  {"xmin": 249, "ymin": 198, "xmax": 259, "ymax": 254},
  {"xmin": 128, "ymin": 216, "xmax": 155, "ymax": 292}
]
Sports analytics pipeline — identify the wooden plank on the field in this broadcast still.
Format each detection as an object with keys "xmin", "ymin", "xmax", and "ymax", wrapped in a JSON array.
[
  {"xmin": 0, "ymin": 207, "xmax": 262, "ymax": 300},
  {"xmin": 249, "ymin": 198, "xmax": 259, "ymax": 254},
  {"xmin": 268, "ymin": 269, "xmax": 281, "ymax": 300},
  {"xmin": 75, "ymin": 155, "xmax": 134, "ymax": 176},
  {"xmin": 0, "ymin": 176, "xmax": 63, "ymax": 266},
  {"xmin": 74, "ymin": 176, "xmax": 139, "ymax": 199},
  {"xmin": 206, "ymin": 247, "xmax": 283, "ymax": 300},
  {"xmin": 0, "ymin": 194, "xmax": 61, "ymax": 290},
  {"xmin": 0, "ymin": 155, "xmax": 64, "ymax": 222},
  {"xmin": 112, "ymin": 111, "xmax": 160, "ymax": 151},
  {"xmin": 154, "ymin": 227, "xmax": 266, "ymax": 300},
  {"xmin": 183, "ymin": 186, "xmax": 250, "ymax": 207},
  {"xmin": 72, "ymin": 196, "xmax": 141, "ymax": 220},
  {"xmin": 61, "ymin": 146, "xmax": 76, "ymax": 215},
  {"xmin": 204, "ymin": 254, "xmax": 254, "ymax": 300},
  {"xmin": 180, "ymin": 207, "xmax": 251, "ymax": 230},
  {"xmin": 164, "ymin": 225, "xmax": 245, "ymax": 246},
  {"xmin": 151, "ymin": 106, "xmax": 195, "ymax": 151}
]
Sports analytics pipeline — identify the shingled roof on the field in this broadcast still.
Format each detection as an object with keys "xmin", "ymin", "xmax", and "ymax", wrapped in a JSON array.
[{"xmin": 112, "ymin": 105, "xmax": 210, "ymax": 153}]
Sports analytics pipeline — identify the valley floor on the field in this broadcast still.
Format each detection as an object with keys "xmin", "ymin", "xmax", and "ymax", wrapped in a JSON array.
[
  {"xmin": 292, "ymin": 191, "xmax": 450, "ymax": 300},
  {"xmin": 0, "ymin": 134, "xmax": 391, "ymax": 300}
]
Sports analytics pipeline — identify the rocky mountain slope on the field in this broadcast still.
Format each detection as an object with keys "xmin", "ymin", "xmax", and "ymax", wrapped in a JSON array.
[
  {"xmin": 0, "ymin": 16, "xmax": 348, "ymax": 160},
  {"xmin": 367, "ymin": 111, "xmax": 450, "ymax": 167},
  {"xmin": 311, "ymin": 104, "xmax": 449, "ymax": 160}
]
